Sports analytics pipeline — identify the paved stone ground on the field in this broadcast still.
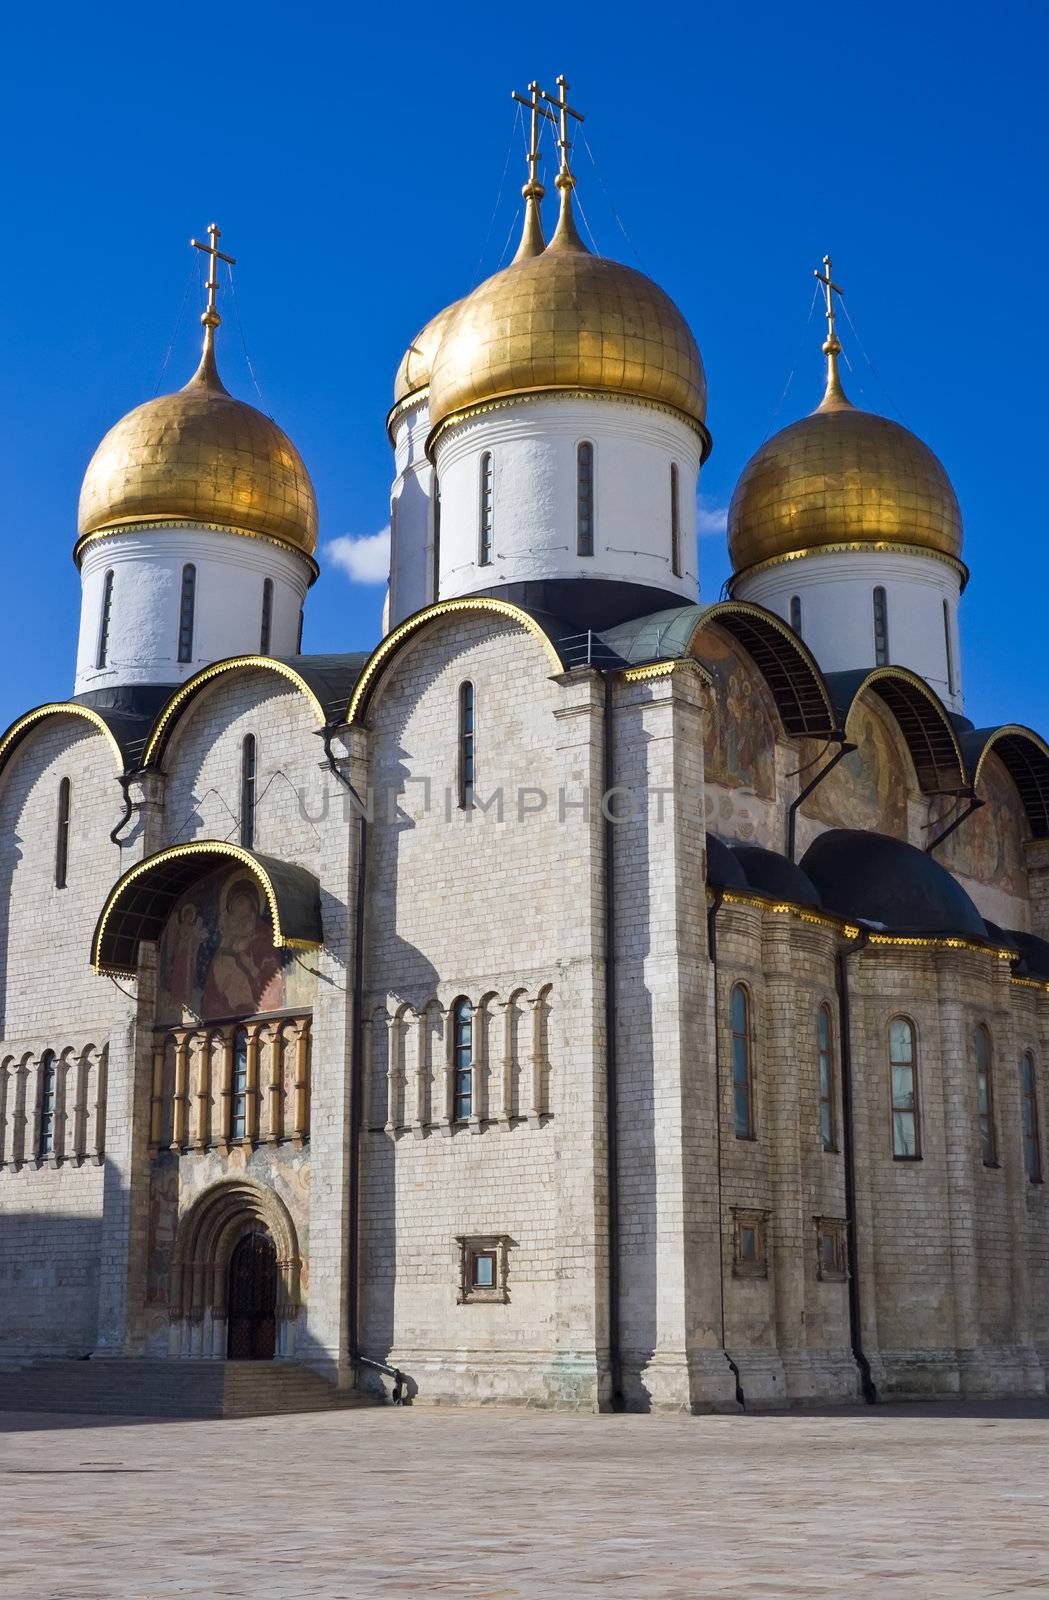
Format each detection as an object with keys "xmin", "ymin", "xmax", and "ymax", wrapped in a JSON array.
[{"xmin": 3, "ymin": 1401, "xmax": 1049, "ymax": 1598}]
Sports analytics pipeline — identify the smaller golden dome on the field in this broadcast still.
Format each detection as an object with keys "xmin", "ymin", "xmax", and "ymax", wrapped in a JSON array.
[
  {"xmin": 728, "ymin": 366, "xmax": 963, "ymax": 577},
  {"xmin": 393, "ymin": 300, "xmax": 463, "ymax": 405},
  {"xmin": 77, "ymin": 341, "xmax": 318, "ymax": 559},
  {"xmin": 428, "ymin": 189, "xmax": 707, "ymax": 437}
]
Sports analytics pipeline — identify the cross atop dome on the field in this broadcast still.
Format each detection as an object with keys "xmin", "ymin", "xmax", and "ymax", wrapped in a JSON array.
[
  {"xmin": 190, "ymin": 223, "xmax": 236, "ymax": 376},
  {"xmin": 814, "ymin": 254, "xmax": 849, "ymax": 407},
  {"xmin": 510, "ymin": 81, "xmax": 556, "ymax": 262}
]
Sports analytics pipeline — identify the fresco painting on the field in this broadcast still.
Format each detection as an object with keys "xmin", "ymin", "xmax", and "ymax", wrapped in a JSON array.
[
  {"xmin": 802, "ymin": 699, "xmax": 909, "ymax": 837},
  {"xmin": 157, "ymin": 865, "xmax": 315, "ymax": 1023},
  {"xmin": 941, "ymin": 752, "xmax": 1028, "ymax": 896},
  {"xmin": 694, "ymin": 632, "xmax": 777, "ymax": 799}
]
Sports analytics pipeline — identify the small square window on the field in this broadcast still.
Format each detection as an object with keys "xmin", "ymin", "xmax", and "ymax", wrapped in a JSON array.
[
  {"xmin": 457, "ymin": 1235, "xmax": 509, "ymax": 1304},
  {"xmin": 732, "ymin": 1209, "xmax": 768, "ymax": 1278},
  {"xmin": 815, "ymin": 1216, "xmax": 848, "ymax": 1281}
]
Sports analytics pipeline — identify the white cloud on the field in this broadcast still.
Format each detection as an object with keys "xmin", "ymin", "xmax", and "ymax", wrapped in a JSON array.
[
  {"xmin": 325, "ymin": 526, "xmax": 391, "ymax": 585},
  {"xmin": 696, "ymin": 498, "xmax": 729, "ymax": 538}
]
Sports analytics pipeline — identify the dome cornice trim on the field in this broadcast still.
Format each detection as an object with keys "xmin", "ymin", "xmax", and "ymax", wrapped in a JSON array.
[
  {"xmin": 0, "ymin": 702, "xmax": 125, "ymax": 778},
  {"xmin": 729, "ymin": 539, "xmax": 969, "ymax": 593},
  {"xmin": 427, "ymin": 387, "xmax": 713, "ymax": 462},
  {"xmin": 386, "ymin": 387, "xmax": 430, "ymax": 442},
  {"xmin": 74, "ymin": 520, "xmax": 320, "ymax": 583}
]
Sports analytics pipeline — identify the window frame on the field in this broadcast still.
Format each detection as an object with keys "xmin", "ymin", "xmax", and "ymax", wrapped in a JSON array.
[
  {"xmin": 37, "ymin": 1051, "xmax": 57, "ymax": 1160},
  {"xmin": 240, "ymin": 733, "xmax": 257, "ymax": 850},
  {"xmin": 1021, "ymin": 1052, "xmax": 1042, "ymax": 1184},
  {"xmin": 452, "ymin": 997, "xmax": 473, "ymax": 1122},
  {"xmin": 976, "ymin": 1023, "xmax": 998, "ymax": 1167},
  {"xmin": 817, "ymin": 1002, "xmax": 837, "ymax": 1152},
  {"xmin": 815, "ymin": 1216, "xmax": 848, "ymax": 1281},
  {"xmin": 231, "ymin": 1026, "xmax": 250, "ymax": 1141},
  {"xmin": 669, "ymin": 461, "xmax": 681, "ymax": 578},
  {"xmin": 260, "ymin": 578, "xmax": 274, "ymax": 654},
  {"xmin": 55, "ymin": 775, "xmax": 71, "ymax": 891},
  {"xmin": 96, "ymin": 568, "xmax": 115, "ymax": 669},
  {"xmin": 457, "ymin": 681, "xmax": 475, "ymax": 811},
  {"xmin": 789, "ymin": 594, "xmax": 802, "ymax": 637},
  {"xmin": 889, "ymin": 1014, "xmax": 921, "ymax": 1160},
  {"xmin": 873, "ymin": 585, "xmax": 889, "ymax": 667},
  {"xmin": 730, "ymin": 982, "xmax": 755, "ymax": 1140},
  {"xmin": 478, "ymin": 451, "xmax": 494, "ymax": 566},
  {"xmin": 177, "ymin": 563, "xmax": 197, "ymax": 665},
  {"xmin": 731, "ymin": 1207, "xmax": 768, "ymax": 1278},
  {"xmin": 456, "ymin": 1234, "xmax": 509, "ymax": 1304},
  {"xmin": 576, "ymin": 440, "xmax": 594, "ymax": 557}
]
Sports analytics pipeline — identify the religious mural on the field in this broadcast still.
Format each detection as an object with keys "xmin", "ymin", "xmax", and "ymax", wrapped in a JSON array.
[
  {"xmin": 693, "ymin": 631, "xmax": 777, "ymax": 800},
  {"xmin": 801, "ymin": 698, "xmax": 910, "ymax": 838},
  {"xmin": 156, "ymin": 865, "xmax": 315, "ymax": 1024},
  {"xmin": 940, "ymin": 751, "xmax": 1028, "ymax": 897}
]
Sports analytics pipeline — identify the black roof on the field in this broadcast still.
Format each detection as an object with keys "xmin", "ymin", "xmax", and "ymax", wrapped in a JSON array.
[
  {"xmin": 801, "ymin": 828, "xmax": 989, "ymax": 941},
  {"xmin": 731, "ymin": 843, "xmax": 822, "ymax": 910}
]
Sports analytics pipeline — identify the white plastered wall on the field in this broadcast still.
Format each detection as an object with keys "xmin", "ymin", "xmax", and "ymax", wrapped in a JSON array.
[{"xmin": 389, "ymin": 396, "xmax": 436, "ymax": 627}]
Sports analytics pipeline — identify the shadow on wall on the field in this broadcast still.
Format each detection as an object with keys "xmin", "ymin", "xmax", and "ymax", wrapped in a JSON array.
[{"xmin": 0, "ymin": 1212, "xmax": 102, "ymax": 1357}]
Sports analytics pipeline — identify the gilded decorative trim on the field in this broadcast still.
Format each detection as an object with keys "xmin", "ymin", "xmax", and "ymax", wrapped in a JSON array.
[
  {"xmin": 347, "ymin": 598, "xmax": 563, "ymax": 723},
  {"xmin": 74, "ymin": 520, "xmax": 320, "ymax": 583},
  {"xmin": 715, "ymin": 889, "xmax": 1017, "ymax": 960},
  {"xmin": 1011, "ymin": 975, "xmax": 1049, "ymax": 994},
  {"xmin": 686, "ymin": 599, "xmax": 839, "ymax": 730},
  {"xmin": 865, "ymin": 932, "xmax": 1016, "ymax": 960},
  {"xmin": 92, "ymin": 840, "xmax": 321, "ymax": 976},
  {"xmin": 718, "ymin": 889, "xmax": 845, "ymax": 933},
  {"xmin": 621, "ymin": 659, "xmax": 715, "ymax": 689},
  {"xmin": 427, "ymin": 387, "xmax": 712, "ymax": 462},
  {"xmin": 143, "ymin": 657, "xmax": 326, "ymax": 769},
  {"xmin": 0, "ymin": 703, "xmax": 124, "ymax": 774},
  {"xmin": 729, "ymin": 540, "xmax": 969, "ymax": 593},
  {"xmin": 973, "ymin": 724, "xmax": 1049, "ymax": 788},
  {"xmin": 385, "ymin": 387, "xmax": 429, "ymax": 442}
]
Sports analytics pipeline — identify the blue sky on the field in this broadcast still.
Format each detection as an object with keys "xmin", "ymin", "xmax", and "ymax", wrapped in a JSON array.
[{"xmin": 1, "ymin": 0, "xmax": 1045, "ymax": 734}]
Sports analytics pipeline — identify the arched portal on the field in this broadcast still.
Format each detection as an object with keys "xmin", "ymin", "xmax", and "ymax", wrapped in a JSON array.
[{"xmin": 227, "ymin": 1230, "xmax": 278, "ymax": 1360}]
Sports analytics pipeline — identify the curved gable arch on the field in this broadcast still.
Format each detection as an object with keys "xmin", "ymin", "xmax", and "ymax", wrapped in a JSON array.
[
  {"xmin": 347, "ymin": 598, "xmax": 564, "ymax": 725},
  {"xmin": 827, "ymin": 667, "xmax": 967, "ymax": 795},
  {"xmin": 963, "ymin": 725, "xmax": 1049, "ymax": 838},
  {"xmin": 0, "ymin": 703, "xmax": 125, "ymax": 782},
  {"xmin": 92, "ymin": 840, "xmax": 323, "ymax": 977},
  {"xmin": 686, "ymin": 601, "xmax": 839, "ymax": 740},
  {"xmin": 143, "ymin": 657, "xmax": 327, "ymax": 771}
]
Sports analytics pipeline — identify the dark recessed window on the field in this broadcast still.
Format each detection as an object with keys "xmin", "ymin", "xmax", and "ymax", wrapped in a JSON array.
[
  {"xmin": 55, "ymin": 776, "xmax": 71, "ymax": 890},
  {"xmin": 816, "ymin": 1217, "xmax": 848, "ymax": 1280},
  {"xmin": 96, "ymin": 569, "xmax": 115, "ymax": 669},
  {"xmin": 479, "ymin": 452, "xmax": 494, "ymax": 566},
  {"xmin": 732, "ymin": 1208, "xmax": 767, "ymax": 1277},
  {"xmin": 457, "ymin": 1235, "xmax": 509, "ymax": 1303},
  {"xmin": 577, "ymin": 441, "xmax": 594, "ymax": 557},
  {"xmin": 790, "ymin": 594, "xmax": 802, "ymax": 636},
  {"xmin": 453, "ymin": 998, "xmax": 473, "ymax": 1121},
  {"xmin": 240, "ymin": 734, "xmax": 257, "ymax": 850},
  {"xmin": 873, "ymin": 585, "xmax": 889, "ymax": 667},
  {"xmin": 296, "ymin": 608, "xmax": 304, "ymax": 653},
  {"xmin": 890, "ymin": 1016, "xmax": 920, "ymax": 1159},
  {"xmin": 260, "ymin": 578, "xmax": 274, "ymax": 654},
  {"xmin": 818, "ymin": 1002, "xmax": 836, "ymax": 1151},
  {"xmin": 37, "ymin": 1052, "xmax": 57, "ymax": 1159},
  {"xmin": 231, "ymin": 1027, "xmax": 249, "ymax": 1141},
  {"xmin": 432, "ymin": 476, "xmax": 442, "ymax": 601},
  {"xmin": 976, "ymin": 1024, "xmax": 997, "ymax": 1166},
  {"xmin": 943, "ymin": 598, "xmax": 955, "ymax": 696},
  {"xmin": 178, "ymin": 563, "xmax": 197, "ymax": 664},
  {"xmin": 670, "ymin": 462, "xmax": 681, "ymax": 578},
  {"xmin": 1021, "ymin": 1053, "xmax": 1042, "ymax": 1183},
  {"xmin": 458, "ymin": 682, "xmax": 475, "ymax": 811},
  {"xmin": 730, "ymin": 983, "xmax": 754, "ymax": 1139}
]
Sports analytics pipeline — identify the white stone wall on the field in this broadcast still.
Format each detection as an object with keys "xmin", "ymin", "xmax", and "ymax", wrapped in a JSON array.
[{"xmin": 389, "ymin": 399, "xmax": 435, "ymax": 626}]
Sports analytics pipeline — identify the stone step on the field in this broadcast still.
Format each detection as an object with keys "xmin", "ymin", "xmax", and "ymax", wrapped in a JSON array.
[{"xmin": 0, "ymin": 1359, "xmax": 381, "ymax": 1419}]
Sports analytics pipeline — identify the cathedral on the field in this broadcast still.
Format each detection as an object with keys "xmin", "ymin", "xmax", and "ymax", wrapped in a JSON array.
[{"xmin": 3, "ymin": 77, "xmax": 1049, "ymax": 1417}]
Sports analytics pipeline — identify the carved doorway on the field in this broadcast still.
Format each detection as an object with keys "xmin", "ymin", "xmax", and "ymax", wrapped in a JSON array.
[{"xmin": 227, "ymin": 1230, "xmax": 278, "ymax": 1360}]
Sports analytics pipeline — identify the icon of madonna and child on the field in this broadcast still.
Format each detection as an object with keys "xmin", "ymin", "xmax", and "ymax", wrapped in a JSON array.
[{"xmin": 156, "ymin": 866, "xmax": 315, "ymax": 1024}]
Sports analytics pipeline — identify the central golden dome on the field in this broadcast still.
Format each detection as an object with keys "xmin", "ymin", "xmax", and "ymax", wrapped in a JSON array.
[
  {"xmin": 428, "ymin": 196, "xmax": 707, "ymax": 438},
  {"xmin": 728, "ymin": 364, "xmax": 962, "ymax": 577},
  {"xmin": 77, "ymin": 340, "xmax": 318, "ymax": 560}
]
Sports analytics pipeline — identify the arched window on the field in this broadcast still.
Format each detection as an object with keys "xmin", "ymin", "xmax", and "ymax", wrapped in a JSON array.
[
  {"xmin": 296, "ymin": 608, "xmax": 304, "ymax": 652},
  {"xmin": 231, "ymin": 1028, "xmax": 249, "ymax": 1141},
  {"xmin": 730, "ymin": 984, "xmax": 754, "ymax": 1139},
  {"xmin": 670, "ymin": 462, "xmax": 681, "ymax": 578},
  {"xmin": 240, "ymin": 734, "xmax": 257, "ymax": 849},
  {"xmin": 260, "ymin": 578, "xmax": 274, "ymax": 654},
  {"xmin": 577, "ymin": 442, "xmax": 594, "ymax": 557},
  {"xmin": 789, "ymin": 595, "xmax": 802, "ymax": 637},
  {"xmin": 37, "ymin": 1051, "xmax": 57, "ymax": 1159},
  {"xmin": 976, "ymin": 1025, "xmax": 997, "ymax": 1165},
  {"xmin": 1021, "ymin": 1053, "xmax": 1042, "ymax": 1183},
  {"xmin": 178, "ymin": 563, "xmax": 197, "ymax": 664},
  {"xmin": 432, "ymin": 476, "xmax": 442, "ymax": 600},
  {"xmin": 479, "ymin": 452, "xmax": 494, "ymax": 565},
  {"xmin": 943, "ymin": 599, "xmax": 955, "ymax": 696},
  {"xmin": 55, "ymin": 776, "xmax": 71, "ymax": 890},
  {"xmin": 872, "ymin": 585, "xmax": 889, "ymax": 667},
  {"xmin": 818, "ymin": 1003, "xmax": 836, "ymax": 1151},
  {"xmin": 452, "ymin": 999, "xmax": 473, "ymax": 1121},
  {"xmin": 458, "ymin": 681, "xmax": 475, "ymax": 810},
  {"xmin": 96, "ymin": 569, "xmax": 115, "ymax": 669},
  {"xmin": 890, "ymin": 1017, "xmax": 920, "ymax": 1158}
]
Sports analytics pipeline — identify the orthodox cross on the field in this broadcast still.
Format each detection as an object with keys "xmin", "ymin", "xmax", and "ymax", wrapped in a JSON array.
[
  {"xmin": 541, "ymin": 75, "xmax": 584, "ymax": 181},
  {"xmin": 191, "ymin": 223, "xmax": 236, "ymax": 330},
  {"xmin": 814, "ymin": 254, "xmax": 843, "ymax": 354},
  {"xmin": 512, "ymin": 81, "xmax": 556, "ymax": 193}
]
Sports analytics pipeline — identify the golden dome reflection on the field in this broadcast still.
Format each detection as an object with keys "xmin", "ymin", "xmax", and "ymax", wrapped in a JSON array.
[{"xmin": 392, "ymin": 299, "xmax": 464, "ymax": 406}]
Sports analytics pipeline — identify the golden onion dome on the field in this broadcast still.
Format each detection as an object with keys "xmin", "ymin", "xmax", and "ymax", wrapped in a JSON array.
[
  {"xmin": 393, "ymin": 299, "xmax": 463, "ymax": 406},
  {"xmin": 77, "ymin": 335, "xmax": 318, "ymax": 561},
  {"xmin": 728, "ymin": 333, "xmax": 962, "ymax": 579},
  {"xmin": 427, "ymin": 185, "xmax": 708, "ymax": 440}
]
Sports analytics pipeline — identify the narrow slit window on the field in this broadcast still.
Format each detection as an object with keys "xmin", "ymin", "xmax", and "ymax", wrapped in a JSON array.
[
  {"xmin": 458, "ymin": 682, "xmax": 475, "ymax": 810},
  {"xmin": 38, "ymin": 1052, "xmax": 57, "ymax": 1159},
  {"xmin": 943, "ymin": 599, "xmax": 955, "ymax": 695},
  {"xmin": 1022, "ymin": 1053, "xmax": 1042, "ymax": 1183},
  {"xmin": 976, "ymin": 1025, "xmax": 997, "ymax": 1165},
  {"xmin": 873, "ymin": 586, "xmax": 889, "ymax": 667},
  {"xmin": 818, "ymin": 1003, "xmax": 836, "ymax": 1151},
  {"xmin": 178, "ymin": 564, "xmax": 197, "ymax": 664},
  {"xmin": 670, "ymin": 462, "xmax": 681, "ymax": 578},
  {"xmin": 479, "ymin": 452, "xmax": 494, "ymax": 565},
  {"xmin": 240, "ymin": 734, "xmax": 257, "ymax": 849},
  {"xmin": 730, "ymin": 983, "xmax": 754, "ymax": 1139},
  {"xmin": 231, "ymin": 1028, "xmax": 249, "ymax": 1140},
  {"xmin": 577, "ymin": 441, "xmax": 594, "ymax": 557},
  {"xmin": 260, "ymin": 578, "xmax": 274, "ymax": 654},
  {"xmin": 432, "ymin": 476, "xmax": 442, "ymax": 600},
  {"xmin": 453, "ymin": 998, "xmax": 473, "ymax": 1121},
  {"xmin": 790, "ymin": 594, "xmax": 802, "ymax": 637},
  {"xmin": 55, "ymin": 776, "xmax": 71, "ymax": 890},
  {"xmin": 890, "ymin": 1017, "xmax": 920, "ymax": 1158},
  {"xmin": 96, "ymin": 569, "xmax": 115, "ymax": 669},
  {"xmin": 296, "ymin": 608, "xmax": 304, "ymax": 653}
]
